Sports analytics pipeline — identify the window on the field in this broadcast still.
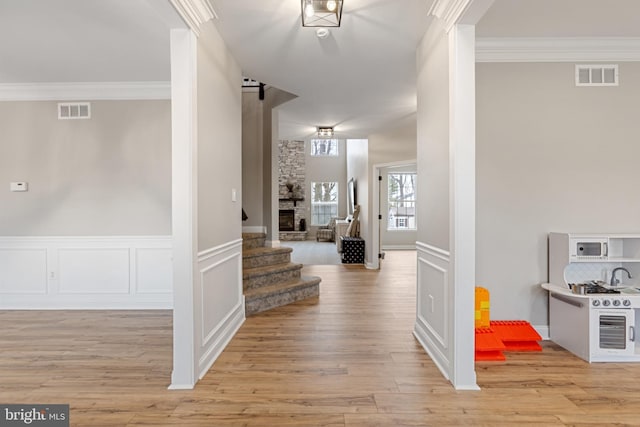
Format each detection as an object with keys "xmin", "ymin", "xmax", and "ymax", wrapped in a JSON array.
[
  {"xmin": 387, "ymin": 173, "xmax": 416, "ymax": 230},
  {"xmin": 395, "ymin": 217, "xmax": 407, "ymax": 228},
  {"xmin": 311, "ymin": 181, "xmax": 338, "ymax": 226},
  {"xmin": 310, "ymin": 139, "xmax": 338, "ymax": 156}
]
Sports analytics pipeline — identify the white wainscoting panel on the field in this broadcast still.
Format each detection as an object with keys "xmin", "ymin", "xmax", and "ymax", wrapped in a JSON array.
[
  {"xmin": 201, "ymin": 253, "xmax": 241, "ymax": 342},
  {"xmin": 418, "ymin": 257, "xmax": 448, "ymax": 347},
  {"xmin": 196, "ymin": 239, "xmax": 245, "ymax": 379},
  {"xmin": 59, "ymin": 249, "xmax": 130, "ymax": 294},
  {"xmin": 0, "ymin": 249, "xmax": 48, "ymax": 294},
  {"xmin": 0, "ymin": 236, "xmax": 172, "ymax": 309},
  {"xmin": 136, "ymin": 248, "xmax": 173, "ymax": 294},
  {"xmin": 414, "ymin": 241, "xmax": 451, "ymax": 379}
]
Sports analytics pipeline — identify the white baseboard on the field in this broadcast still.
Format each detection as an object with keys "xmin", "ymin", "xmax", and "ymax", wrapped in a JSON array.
[
  {"xmin": 265, "ymin": 239, "xmax": 281, "ymax": 248},
  {"xmin": 365, "ymin": 261, "xmax": 378, "ymax": 270},
  {"xmin": 0, "ymin": 235, "xmax": 172, "ymax": 309},
  {"xmin": 413, "ymin": 319, "xmax": 450, "ymax": 381},
  {"xmin": 381, "ymin": 245, "xmax": 416, "ymax": 250},
  {"xmin": 167, "ymin": 383, "xmax": 194, "ymax": 390},
  {"xmin": 242, "ymin": 226, "xmax": 267, "ymax": 234},
  {"xmin": 533, "ymin": 325, "xmax": 550, "ymax": 340},
  {"xmin": 198, "ymin": 301, "xmax": 245, "ymax": 379}
]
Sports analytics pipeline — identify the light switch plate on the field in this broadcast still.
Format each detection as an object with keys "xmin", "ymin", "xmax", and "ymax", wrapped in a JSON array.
[{"xmin": 10, "ymin": 182, "xmax": 28, "ymax": 192}]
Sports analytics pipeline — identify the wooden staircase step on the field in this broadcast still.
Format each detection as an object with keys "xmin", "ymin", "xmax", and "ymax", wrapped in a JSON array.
[
  {"xmin": 244, "ymin": 276, "xmax": 321, "ymax": 316},
  {"xmin": 242, "ymin": 246, "xmax": 292, "ymax": 269}
]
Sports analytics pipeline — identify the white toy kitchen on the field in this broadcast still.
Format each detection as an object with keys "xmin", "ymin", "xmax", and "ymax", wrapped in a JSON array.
[{"xmin": 543, "ymin": 232, "xmax": 640, "ymax": 362}]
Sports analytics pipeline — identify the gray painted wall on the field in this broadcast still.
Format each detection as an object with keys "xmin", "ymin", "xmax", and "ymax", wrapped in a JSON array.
[
  {"xmin": 196, "ymin": 22, "xmax": 243, "ymax": 252},
  {"xmin": 368, "ymin": 120, "xmax": 417, "ymax": 166},
  {"xmin": 241, "ymin": 89, "xmax": 263, "ymax": 227},
  {"xmin": 0, "ymin": 100, "xmax": 171, "ymax": 236},
  {"xmin": 346, "ymin": 139, "xmax": 369, "ymax": 259},
  {"xmin": 477, "ymin": 62, "xmax": 640, "ymax": 325},
  {"xmin": 417, "ymin": 27, "xmax": 450, "ymax": 251}
]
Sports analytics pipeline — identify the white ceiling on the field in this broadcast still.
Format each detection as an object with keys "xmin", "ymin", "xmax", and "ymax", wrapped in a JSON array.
[
  {"xmin": 1, "ymin": 0, "xmax": 638, "ymax": 139},
  {"xmin": 211, "ymin": 0, "xmax": 431, "ymax": 139}
]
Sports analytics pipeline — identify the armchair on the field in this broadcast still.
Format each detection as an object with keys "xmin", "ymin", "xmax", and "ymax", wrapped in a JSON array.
[{"xmin": 316, "ymin": 217, "xmax": 338, "ymax": 242}]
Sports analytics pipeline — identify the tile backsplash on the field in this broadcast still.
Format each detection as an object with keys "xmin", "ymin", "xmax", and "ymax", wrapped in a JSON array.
[{"xmin": 564, "ymin": 262, "xmax": 621, "ymax": 284}]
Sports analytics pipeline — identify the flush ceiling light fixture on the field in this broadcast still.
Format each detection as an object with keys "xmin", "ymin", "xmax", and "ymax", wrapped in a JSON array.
[
  {"xmin": 316, "ymin": 28, "xmax": 330, "ymax": 39},
  {"xmin": 317, "ymin": 126, "xmax": 334, "ymax": 137},
  {"xmin": 301, "ymin": 0, "xmax": 343, "ymax": 27}
]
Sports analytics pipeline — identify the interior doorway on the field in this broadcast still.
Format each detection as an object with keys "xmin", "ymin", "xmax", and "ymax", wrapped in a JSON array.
[{"xmin": 371, "ymin": 160, "xmax": 417, "ymax": 270}]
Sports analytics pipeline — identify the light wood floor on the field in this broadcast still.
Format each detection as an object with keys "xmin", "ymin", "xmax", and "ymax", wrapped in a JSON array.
[
  {"xmin": 3, "ymin": 251, "xmax": 640, "ymax": 426},
  {"xmin": 284, "ymin": 239, "xmax": 342, "ymax": 265}
]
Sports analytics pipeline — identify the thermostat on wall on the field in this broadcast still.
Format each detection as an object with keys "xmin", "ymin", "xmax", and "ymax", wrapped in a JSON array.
[{"xmin": 10, "ymin": 182, "xmax": 28, "ymax": 192}]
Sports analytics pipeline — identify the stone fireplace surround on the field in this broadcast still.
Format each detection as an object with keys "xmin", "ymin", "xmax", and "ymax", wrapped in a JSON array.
[{"xmin": 279, "ymin": 140, "xmax": 307, "ymax": 241}]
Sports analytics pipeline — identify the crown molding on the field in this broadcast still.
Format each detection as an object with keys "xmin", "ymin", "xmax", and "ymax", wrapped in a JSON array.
[
  {"xmin": 428, "ymin": 0, "xmax": 471, "ymax": 32},
  {"xmin": 0, "ymin": 82, "xmax": 171, "ymax": 101},
  {"xmin": 476, "ymin": 37, "xmax": 640, "ymax": 63},
  {"xmin": 169, "ymin": 0, "xmax": 217, "ymax": 36},
  {"xmin": 428, "ymin": 0, "xmax": 494, "ymax": 32}
]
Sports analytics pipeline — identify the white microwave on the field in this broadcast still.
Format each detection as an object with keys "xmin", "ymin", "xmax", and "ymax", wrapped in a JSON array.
[{"xmin": 571, "ymin": 238, "xmax": 608, "ymax": 259}]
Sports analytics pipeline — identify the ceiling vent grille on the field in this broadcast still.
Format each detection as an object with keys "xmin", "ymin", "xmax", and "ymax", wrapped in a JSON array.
[
  {"xmin": 575, "ymin": 64, "xmax": 618, "ymax": 86},
  {"xmin": 58, "ymin": 102, "xmax": 91, "ymax": 120}
]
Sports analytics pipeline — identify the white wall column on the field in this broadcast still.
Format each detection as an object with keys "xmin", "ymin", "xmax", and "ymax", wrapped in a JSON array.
[
  {"xmin": 267, "ymin": 108, "xmax": 281, "ymax": 247},
  {"xmin": 448, "ymin": 23, "xmax": 477, "ymax": 389},
  {"xmin": 169, "ymin": 28, "xmax": 198, "ymax": 389},
  {"xmin": 414, "ymin": 0, "xmax": 493, "ymax": 390}
]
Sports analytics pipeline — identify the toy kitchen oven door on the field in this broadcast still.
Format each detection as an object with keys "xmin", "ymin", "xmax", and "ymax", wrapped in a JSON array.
[{"xmin": 589, "ymin": 296, "xmax": 636, "ymax": 360}]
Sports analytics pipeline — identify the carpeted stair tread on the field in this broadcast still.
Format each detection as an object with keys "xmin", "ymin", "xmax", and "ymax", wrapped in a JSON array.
[
  {"xmin": 243, "ymin": 262, "xmax": 303, "ymax": 280},
  {"xmin": 242, "ymin": 246, "xmax": 294, "ymax": 270},
  {"xmin": 243, "ymin": 246, "xmax": 293, "ymax": 259},
  {"xmin": 241, "ymin": 234, "xmax": 320, "ymax": 315},
  {"xmin": 244, "ymin": 276, "xmax": 321, "ymax": 300},
  {"xmin": 242, "ymin": 233, "xmax": 267, "ymax": 250},
  {"xmin": 242, "ymin": 232, "xmax": 266, "ymax": 239}
]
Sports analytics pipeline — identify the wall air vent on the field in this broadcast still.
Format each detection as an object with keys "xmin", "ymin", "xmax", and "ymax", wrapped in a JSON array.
[
  {"xmin": 58, "ymin": 102, "xmax": 91, "ymax": 120},
  {"xmin": 575, "ymin": 64, "xmax": 618, "ymax": 86}
]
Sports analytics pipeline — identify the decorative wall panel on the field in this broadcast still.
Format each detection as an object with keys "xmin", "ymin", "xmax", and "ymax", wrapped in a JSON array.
[
  {"xmin": 414, "ymin": 241, "xmax": 451, "ymax": 378},
  {"xmin": 0, "ymin": 236, "xmax": 172, "ymax": 308},
  {"xmin": 0, "ymin": 249, "xmax": 47, "ymax": 294},
  {"xmin": 196, "ymin": 239, "xmax": 244, "ymax": 379}
]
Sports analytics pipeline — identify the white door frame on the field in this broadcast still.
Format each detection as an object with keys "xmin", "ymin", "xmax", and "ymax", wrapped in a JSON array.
[{"xmin": 371, "ymin": 159, "xmax": 417, "ymax": 270}]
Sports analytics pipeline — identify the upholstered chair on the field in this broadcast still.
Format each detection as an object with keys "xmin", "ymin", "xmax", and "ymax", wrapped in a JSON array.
[{"xmin": 316, "ymin": 217, "xmax": 338, "ymax": 242}]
